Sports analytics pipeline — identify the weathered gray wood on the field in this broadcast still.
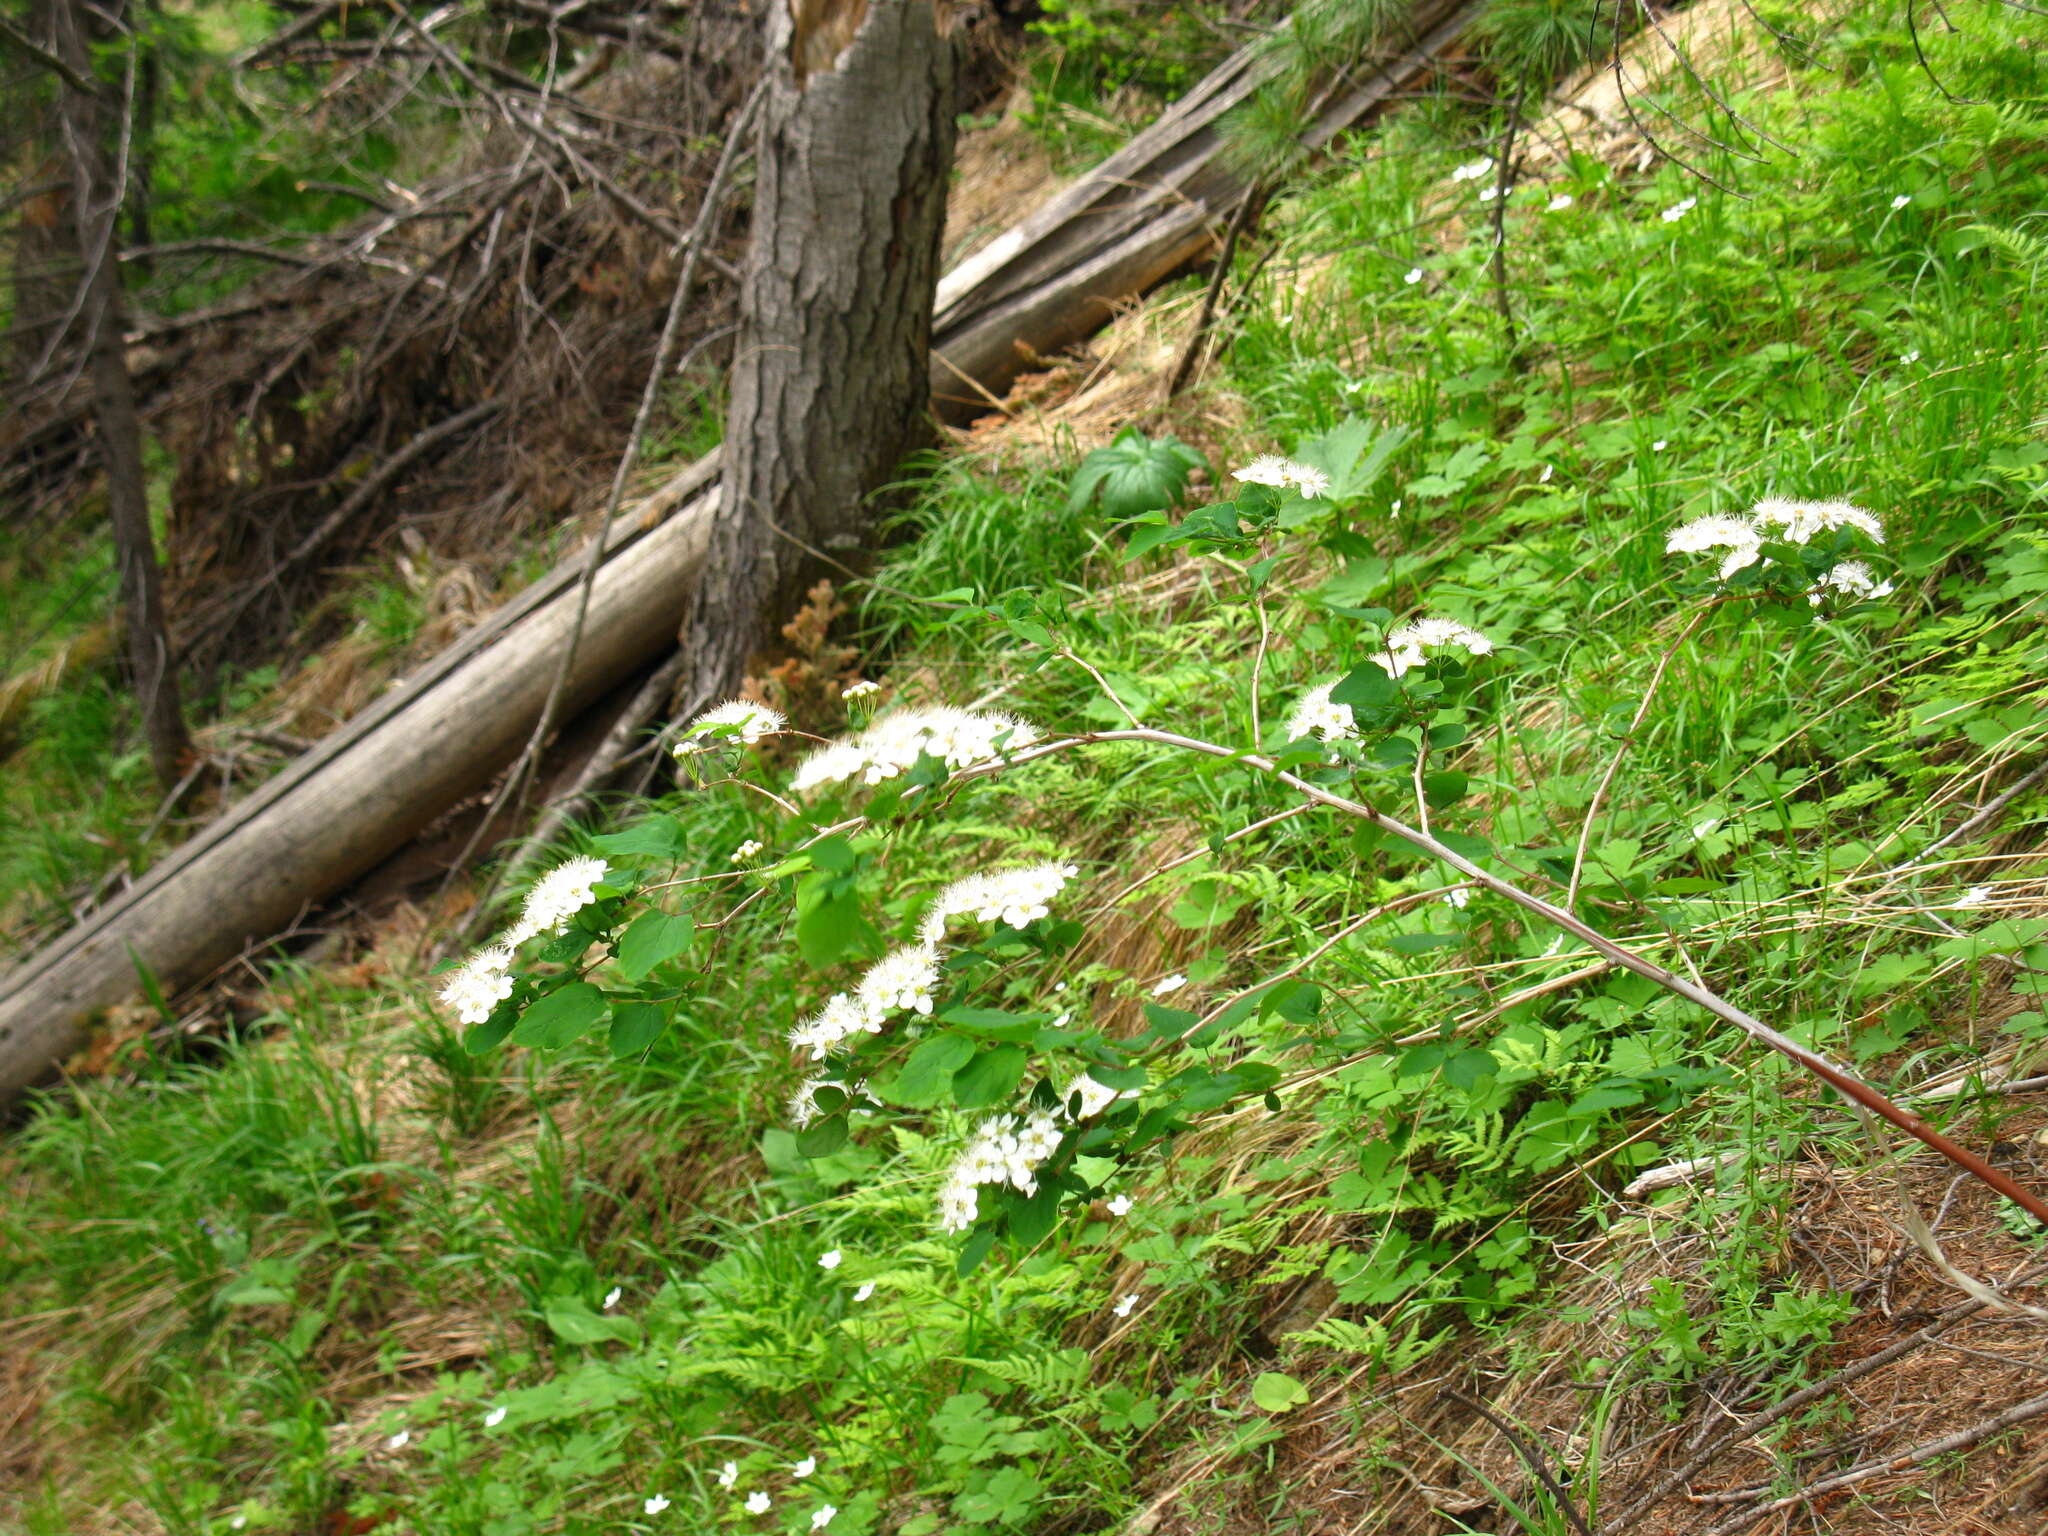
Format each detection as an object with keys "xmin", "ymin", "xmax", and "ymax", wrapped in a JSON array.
[
  {"xmin": 682, "ymin": 0, "xmax": 958, "ymax": 703},
  {"xmin": 928, "ymin": 0, "xmax": 1479, "ymax": 420}
]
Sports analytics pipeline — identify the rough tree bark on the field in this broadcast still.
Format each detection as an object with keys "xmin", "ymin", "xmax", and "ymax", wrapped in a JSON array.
[
  {"xmin": 680, "ymin": 0, "xmax": 959, "ymax": 704},
  {"xmin": 52, "ymin": 0, "xmax": 190, "ymax": 786}
]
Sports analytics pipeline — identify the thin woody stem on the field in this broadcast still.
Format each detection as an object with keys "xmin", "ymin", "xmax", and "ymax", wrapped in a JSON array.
[{"xmin": 962, "ymin": 726, "xmax": 2048, "ymax": 1228}]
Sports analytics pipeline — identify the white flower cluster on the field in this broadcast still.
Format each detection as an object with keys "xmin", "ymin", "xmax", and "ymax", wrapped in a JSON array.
[
  {"xmin": 1374, "ymin": 616, "xmax": 1494, "ymax": 678},
  {"xmin": 439, "ymin": 943, "xmax": 515, "ymax": 1025},
  {"xmin": 1233, "ymin": 455, "xmax": 1332, "ymax": 498},
  {"xmin": 919, "ymin": 862, "xmax": 1080, "ymax": 941},
  {"xmin": 1284, "ymin": 680, "xmax": 1356, "ymax": 745},
  {"xmin": 1665, "ymin": 498, "xmax": 1890, "ymax": 598},
  {"xmin": 937, "ymin": 1110, "xmax": 1065, "ymax": 1232},
  {"xmin": 791, "ymin": 707, "xmax": 1039, "ymax": 793},
  {"xmin": 437, "ymin": 855, "xmax": 613, "ymax": 1025},
  {"xmin": 1451, "ymin": 156, "xmax": 1494, "ymax": 183},
  {"xmin": 675, "ymin": 699, "xmax": 786, "ymax": 754},
  {"xmin": 506, "ymin": 855, "xmax": 610, "ymax": 945}
]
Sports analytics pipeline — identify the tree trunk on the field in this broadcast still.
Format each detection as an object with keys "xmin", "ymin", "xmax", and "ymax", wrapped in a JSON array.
[
  {"xmin": 681, "ymin": 0, "xmax": 958, "ymax": 703},
  {"xmin": 53, "ymin": 0, "xmax": 190, "ymax": 787}
]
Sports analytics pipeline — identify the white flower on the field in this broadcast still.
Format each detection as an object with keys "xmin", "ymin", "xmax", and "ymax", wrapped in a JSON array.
[
  {"xmin": 746, "ymin": 1491, "xmax": 772, "ymax": 1514},
  {"xmin": 1806, "ymin": 560, "xmax": 1895, "ymax": 605},
  {"xmin": 1373, "ymin": 617, "xmax": 1492, "ymax": 678},
  {"xmin": 718, "ymin": 1461, "xmax": 739, "ymax": 1489},
  {"xmin": 792, "ymin": 1456, "xmax": 817, "ymax": 1478},
  {"xmin": 1690, "ymin": 817, "xmax": 1722, "ymax": 842},
  {"xmin": 1403, "ymin": 267, "xmax": 1423, "ymax": 285},
  {"xmin": 818, "ymin": 1249, "xmax": 842, "ymax": 1271},
  {"xmin": 1452, "ymin": 156, "xmax": 1493, "ymax": 182},
  {"xmin": 790, "ymin": 741, "xmax": 870, "ymax": 793},
  {"xmin": 603, "ymin": 1287, "xmax": 622, "ymax": 1311},
  {"xmin": 1062, "ymin": 1073, "xmax": 1133, "ymax": 1119},
  {"xmin": 853, "ymin": 1281, "xmax": 876, "ymax": 1301},
  {"xmin": 937, "ymin": 1111, "xmax": 1067, "ymax": 1230},
  {"xmin": 1652, "ymin": 439, "xmax": 1669, "ymax": 452},
  {"xmin": 230, "ymin": 1521, "xmax": 245, "ymax": 1532},
  {"xmin": 439, "ymin": 944, "xmax": 516, "ymax": 1025},
  {"xmin": 788, "ymin": 993, "xmax": 875, "ymax": 1061},
  {"xmin": 1665, "ymin": 514, "xmax": 1759, "ymax": 557},
  {"xmin": 792, "ymin": 707, "xmax": 1039, "ymax": 793},
  {"xmin": 1954, "ymin": 885, "xmax": 1994, "ymax": 908},
  {"xmin": 1546, "ymin": 193, "xmax": 1574, "ymax": 212},
  {"xmin": 1107, "ymin": 1194, "xmax": 1133, "ymax": 1216},
  {"xmin": 644, "ymin": 1495, "xmax": 671, "ymax": 1516},
  {"xmin": 1891, "ymin": 193, "xmax": 1911, "ymax": 209},
  {"xmin": 387, "ymin": 1429, "xmax": 410, "ymax": 1450},
  {"xmin": 508, "ymin": 856, "xmax": 609, "ymax": 944},
  {"xmin": 676, "ymin": 699, "xmax": 785, "ymax": 753},
  {"xmin": 811, "ymin": 1507, "xmax": 838, "ymax": 1531},
  {"xmin": 1442, "ymin": 887, "xmax": 1471, "ymax": 909},
  {"xmin": 1151, "ymin": 972, "xmax": 1188, "ymax": 997},
  {"xmin": 1285, "ymin": 680, "xmax": 1356, "ymax": 744},
  {"xmin": 1901, "ymin": 348, "xmax": 1922, "ymax": 365},
  {"xmin": 856, "ymin": 944, "xmax": 940, "ymax": 1021},
  {"xmin": 1112, "ymin": 1292, "xmax": 1140, "ymax": 1318},
  {"xmin": 731, "ymin": 839, "xmax": 764, "ymax": 863},
  {"xmin": 1750, "ymin": 498, "xmax": 1884, "ymax": 545},
  {"xmin": 1232, "ymin": 456, "xmax": 1329, "ymax": 497},
  {"xmin": 484, "ymin": 1406, "xmax": 507, "ymax": 1428},
  {"xmin": 1390, "ymin": 498, "xmax": 1403, "ymax": 513},
  {"xmin": 1539, "ymin": 463, "xmax": 1554, "ymax": 483},
  {"xmin": 1478, "ymin": 184, "xmax": 1501, "ymax": 203},
  {"xmin": 920, "ymin": 862, "xmax": 1080, "ymax": 942},
  {"xmin": 1660, "ymin": 196, "xmax": 1696, "ymax": 223},
  {"xmin": 843, "ymin": 679, "xmax": 881, "ymax": 700}
]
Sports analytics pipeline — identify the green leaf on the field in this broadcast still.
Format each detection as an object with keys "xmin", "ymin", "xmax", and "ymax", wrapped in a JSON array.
[
  {"xmin": 951, "ymin": 1045, "xmax": 1029, "ymax": 1109},
  {"xmin": 1251, "ymin": 1372, "xmax": 1309, "ymax": 1412},
  {"xmin": 614, "ymin": 908, "xmax": 693, "ymax": 980},
  {"xmin": 885, "ymin": 1032, "xmax": 978, "ymax": 1107},
  {"xmin": 1122, "ymin": 519, "xmax": 1186, "ymax": 561},
  {"xmin": 1068, "ymin": 428, "xmax": 1205, "ymax": 520},
  {"xmin": 464, "ymin": 1011, "xmax": 517, "ymax": 1055},
  {"xmin": 511, "ymin": 982, "xmax": 608, "ymax": 1050},
  {"xmin": 591, "ymin": 815, "xmax": 684, "ymax": 860},
  {"xmin": 808, "ymin": 835, "xmax": 857, "ymax": 874},
  {"xmin": 1329, "ymin": 661, "xmax": 1398, "ymax": 712},
  {"xmin": 957, "ymin": 1224, "xmax": 998, "ymax": 1277},
  {"xmin": 1422, "ymin": 771, "xmax": 1469, "ymax": 809},
  {"xmin": 795, "ymin": 1114, "xmax": 849, "ymax": 1157},
  {"xmin": 543, "ymin": 1296, "xmax": 639, "ymax": 1346},
  {"xmin": 796, "ymin": 878, "xmax": 879, "ymax": 970},
  {"xmin": 1444, "ymin": 1048, "xmax": 1498, "ymax": 1089},
  {"xmin": 937, "ymin": 1005, "xmax": 1042, "ymax": 1043},
  {"xmin": 607, "ymin": 1002, "xmax": 668, "ymax": 1059},
  {"xmin": 1143, "ymin": 1002, "xmax": 1200, "ymax": 1041}
]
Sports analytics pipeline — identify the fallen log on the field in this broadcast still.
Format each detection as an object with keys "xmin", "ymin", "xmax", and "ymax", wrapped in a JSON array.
[
  {"xmin": 0, "ymin": 2, "xmax": 1488, "ymax": 1106},
  {"xmin": 928, "ymin": 0, "xmax": 1479, "ymax": 420}
]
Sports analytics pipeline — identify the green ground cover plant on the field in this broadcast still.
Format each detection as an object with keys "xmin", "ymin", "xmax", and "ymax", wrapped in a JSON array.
[{"xmin": 5, "ymin": 8, "xmax": 2048, "ymax": 1536}]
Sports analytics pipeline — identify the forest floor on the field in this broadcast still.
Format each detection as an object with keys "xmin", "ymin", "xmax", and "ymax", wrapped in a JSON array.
[{"xmin": 5, "ymin": 4, "xmax": 2048, "ymax": 1536}]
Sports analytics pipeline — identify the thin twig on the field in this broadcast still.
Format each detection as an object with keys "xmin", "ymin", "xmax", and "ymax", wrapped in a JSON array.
[
  {"xmin": 1166, "ymin": 183, "xmax": 1262, "ymax": 397},
  {"xmin": 1440, "ymin": 1388, "xmax": 1595, "ymax": 1536}
]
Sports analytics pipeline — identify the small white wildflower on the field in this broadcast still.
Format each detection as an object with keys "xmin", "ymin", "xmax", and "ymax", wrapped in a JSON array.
[
  {"xmin": 717, "ymin": 1461, "xmax": 739, "ymax": 1488},
  {"xmin": 676, "ymin": 699, "xmax": 786, "ymax": 753},
  {"xmin": 818, "ymin": 1249, "xmax": 842, "ymax": 1271},
  {"xmin": 1806, "ymin": 560, "xmax": 1895, "ymax": 605},
  {"xmin": 1751, "ymin": 497, "xmax": 1884, "ymax": 545},
  {"xmin": 811, "ymin": 1507, "xmax": 838, "ymax": 1531},
  {"xmin": 1891, "ymin": 193, "xmax": 1911, "ymax": 209},
  {"xmin": 509, "ymin": 855, "xmax": 609, "ymax": 943},
  {"xmin": 1660, "ymin": 196, "xmax": 1696, "ymax": 223},
  {"xmin": 387, "ymin": 1430, "xmax": 410, "ymax": 1450},
  {"xmin": 603, "ymin": 1287, "xmax": 622, "ymax": 1311},
  {"xmin": 1452, "ymin": 156, "xmax": 1493, "ymax": 182},
  {"xmin": 1901, "ymin": 348, "xmax": 1922, "ymax": 365},
  {"xmin": 856, "ymin": 944, "xmax": 940, "ymax": 1021},
  {"xmin": 1233, "ymin": 456, "xmax": 1328, "ymax": 496},
  {"xmin": 853, "ymin": 1281, "xmax": 876, "ymax": 1302},
  {"xmin": 792, "ymin": 1456, "xmax": 817, "ymax": 1478},
  {"xmin": 731, "ymin": 839, "xmax": 764, "ymax": 863},
  {"xmin": 1113, "ymin": 1292, "xmax": 1140, "ymax": 1318},
  {"xmin": 1390, "ymin": 498, "xmax": 1403, "ymax": 513},
  {"xmin": 439, "ymin": 943, "xmax": 515, "ymax": 1025},
  {"xmin": 1690, "ymin": 817, "xmax": 1722, "ymax": 842},
  {"xmin": 1547, "ymin": 193, "xmax": 1574, "ymax": 212},
  {"xmin": 937, "ymin": 1110, "xmax": 1067, "ymax": 1229},
  {"xmin": 1285, "ymin": 680, "xmax": 1356, "ymax": 745},
  {"xmin": 791, "ymin": 741, "xmax": 870, "ymax": 794},
  {"xmin": 921, "ymin": 861, "xmax": 1080, "ymax": 941},
  {"xmin": 1403, "ymin": 267, "xmax": 1423, "ymax": 285},
  {"xmin": 1151, "ymin": 972, "xmax": 1188, "ymax": 997},
  {"xmin": 230, "ymin": 1521, "xmax": 246, "ymax": 1532},
  {"xmin": 1373, "ymin": 617, "xmax": 1492, "ymax": 678},
  {"xmin": 1955, "ymin": 885, "xmax": 1994, "ymax": 908},
  {"xmin": 843, "ymin": 679, "xmax": 881, "ymax": 701},
  {"xmin": 1539, "ymin": 463, "xmax": 1554, "ymax": 483},
  {"xmin": 746, "ymin": 1491, "xmax": 772, "ymax": 1515},
  {"xmin": 788, "ymin": 993, "xmax": 873, "ymax": 1061},
  {"xmin": 484, "ymin": 1406, "xmax": 507, "ymax": 1428},
  {"xmin": 1666, "ymin": 513, "xmax": 1760, "ymax": 557},
  {"xmin": 1443, "ymin": 887, "xmax": 1471, "ymax": 909},
  {"xmin": 1652, "ymin": 439, "xmax": 1669, "ymax": 452},
  {"xmin": 644, "ymin": 1495, "xmax": 671, "ymax": 1516},
  {"xmin": 1107, "ymin": 1194, "xmax": 1133, "ymax": 1217},
  {"xmin": 1478, "ymin": 184, "xmax": 1502, "ymax": 203}
]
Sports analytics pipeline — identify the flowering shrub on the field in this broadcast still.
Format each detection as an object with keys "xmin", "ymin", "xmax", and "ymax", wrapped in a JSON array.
[{"xmin": 436, "ymin": 441, "xmax": 2046, "ymax": 1289}]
